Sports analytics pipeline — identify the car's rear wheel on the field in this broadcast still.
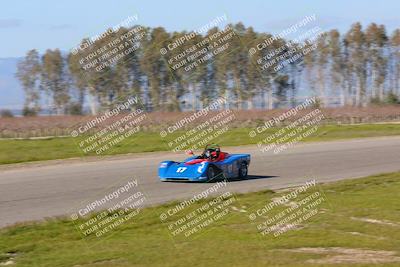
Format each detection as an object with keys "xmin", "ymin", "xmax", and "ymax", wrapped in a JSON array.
[{"xmin": 238, "ymin": 162, "xmax": 248, "ymax": 179}]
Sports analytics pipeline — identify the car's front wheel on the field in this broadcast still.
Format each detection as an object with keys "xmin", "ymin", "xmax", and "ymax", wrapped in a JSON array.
[{"xmin": 238, "ymin": 162, "xmax": 248, "ymax": 179}]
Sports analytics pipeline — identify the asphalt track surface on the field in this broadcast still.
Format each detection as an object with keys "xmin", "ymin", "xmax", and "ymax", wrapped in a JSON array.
[{"xmin": 0, "ymin": 136, "xmax": 399, "ymax": 228}]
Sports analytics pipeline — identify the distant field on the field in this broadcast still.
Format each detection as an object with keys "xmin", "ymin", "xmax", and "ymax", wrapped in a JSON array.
[
  {"xmin": 1, "ymin": 172, "xmax": 399, "ymax": 267},
  {"xmin": 1, "ymin": 106, "xmax": 400, "ymax": 138},
  {"xmin": 0, "ymin": 123, "xmax": 399, "ymax": 165}
]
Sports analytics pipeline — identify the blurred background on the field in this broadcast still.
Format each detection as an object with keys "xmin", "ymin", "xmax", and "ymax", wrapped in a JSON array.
[{"xmin": 1, "ymin": 0, "xmax": 399, "ymax": 117}]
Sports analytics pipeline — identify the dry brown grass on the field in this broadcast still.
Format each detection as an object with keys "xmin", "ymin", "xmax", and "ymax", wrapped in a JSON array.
[
  {"xmin": 1, "ymin": 106, "xmax": 400, "ymax": 138},
  {"xmin": 281, "ymin": 247, "xmax": 400, "ymax": 264}
]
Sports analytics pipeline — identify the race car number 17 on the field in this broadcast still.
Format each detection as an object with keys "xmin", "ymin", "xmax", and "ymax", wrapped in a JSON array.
[{"xmin": 176, "ymin": 167, "xmax": 187, "ymax": 173}]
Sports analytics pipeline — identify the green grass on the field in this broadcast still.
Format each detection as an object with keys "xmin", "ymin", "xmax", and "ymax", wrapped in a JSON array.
[
  {"xmin": 1, "ymin": 172, "xmax": 400, "ymax": 266},
  {"xmin": 0, "ymin": 123, "xmax": 399, "ymax": 165}
]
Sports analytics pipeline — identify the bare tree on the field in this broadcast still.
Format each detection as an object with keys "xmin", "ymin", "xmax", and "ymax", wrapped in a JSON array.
[
  {"xmin": 40, "ymin": 49, "xmax": 70, "ymax": 114},
  {"xmin": 15, "ymin": 49, "xmax": 41, "ymax": 115},
  {"xmin": 345, "ymin": 23, "xmax": 367, "ymax": 106}
]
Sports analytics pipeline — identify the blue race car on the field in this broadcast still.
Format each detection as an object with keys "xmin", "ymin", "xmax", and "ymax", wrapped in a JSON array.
[{"xmin": 158, "ymin": 144, "xmax": 251, "ymax": 182}]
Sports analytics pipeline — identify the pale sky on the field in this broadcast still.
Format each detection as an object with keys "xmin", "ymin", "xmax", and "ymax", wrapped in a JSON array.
[{"xmin": 1, "ymin": 0, "xmax": 399, "ymax": 57}]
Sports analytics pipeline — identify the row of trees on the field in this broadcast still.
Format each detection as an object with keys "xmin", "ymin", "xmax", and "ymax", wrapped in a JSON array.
[
  {"xmin": 16, "ymin": 22, "xmax": 400, "ymax": 115},
  {"xmin": 308, "ymin": 23, "xmax": 400, "ymax": 107}
]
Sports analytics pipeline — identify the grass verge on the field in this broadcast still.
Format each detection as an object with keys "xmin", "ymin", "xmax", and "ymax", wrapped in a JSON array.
[
  {"xmin": 0, "ymin": 123, "xmax": 399, "ymax": 165},
  {"xmin": 1, "ymin": 172, "xmax": 400, "ymax": 266}
]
